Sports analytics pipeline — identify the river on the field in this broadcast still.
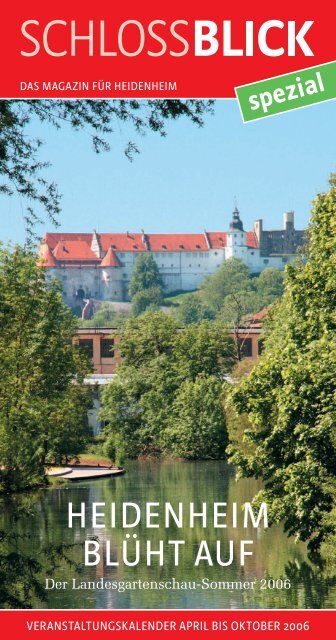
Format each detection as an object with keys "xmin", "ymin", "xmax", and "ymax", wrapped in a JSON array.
[{"xmin": 2, "ymin": 460, "xmax": 336, "ymax": 609}]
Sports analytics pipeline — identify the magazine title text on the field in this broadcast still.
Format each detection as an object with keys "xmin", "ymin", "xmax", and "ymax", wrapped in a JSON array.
[{"xmin": 20, "ymin": 20, "xmax": 314, "ymax": 58}]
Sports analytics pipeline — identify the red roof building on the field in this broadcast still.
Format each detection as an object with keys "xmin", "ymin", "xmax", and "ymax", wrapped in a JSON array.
[{"xmin": 39, "ymin": 209, "xmax": 304, "ymax": 305}]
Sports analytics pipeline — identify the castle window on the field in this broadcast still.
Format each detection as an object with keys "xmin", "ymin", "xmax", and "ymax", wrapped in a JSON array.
[
  {"xmin": 196, "ymin": 244, "xmax": 201, "ymax": 249},
  {"xmin": 119, "ymin": 252, "xmax": 125, "ymax": 257},
  {"xmin": 78, "ymin": 339, "xmax": 93, "ymax": 359},
  {"xmin": 263, "ymin": 259, "xmax": 269, "ymax": 264},
  {"xmin": 101, "ymin": 338, "xmax": 115, "ymax": 359},
  {"xmin": 214, "ymin": 251, "xmax": 218, "ymax": 255},
  {"xmin": 251, "ymin": 251, "xmax": 254, "ymax": 255}
]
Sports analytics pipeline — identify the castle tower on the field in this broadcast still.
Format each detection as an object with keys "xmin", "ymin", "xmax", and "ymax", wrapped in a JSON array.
[
  {"xmin": 283, "ymin": 211, "xmax": 295, "ymax": 253},
  {"xmin": 99, "ymin": 246, "xmax": 123, "ymax": 301},
  {"xmin": 226, "ymin": 207, "xmax": 246, "ymax": 258},
  {"xmin": 283, "ymin": 210, "xmax": 294, "ymax": 230},
  {"xmin": 229, "ymin": 206, "xmax": 244, "ymax": 232}
]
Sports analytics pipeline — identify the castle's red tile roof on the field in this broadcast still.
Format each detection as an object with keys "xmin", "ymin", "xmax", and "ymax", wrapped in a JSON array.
[
  {"xmin": 98, "ymin": 233, "xmax": 146, "ymax": 252},
  {"xmin": 207, "ymin": 232, "xmax": 227, "ymax": 249},
  {"xmin": 246, "ymin": 232, "xmax": 258, "ymax": 249},
  {"xmin": 146, "ymin": 234, "xmax": 208, "ymax": 252},
  {"xmin": 40, "ymin": 229, "xmax": 260, "ymax": 265},
  {"xmin": 43, "ymin": 232, "xmax": 93, "ymax": 249},
  {"xmin": 100, "ymin": 246, "xmax": 122, "ymax": 268},
  {"xmin": 52, "ymin": 240, "xmax": 100, "ymax": 262}
]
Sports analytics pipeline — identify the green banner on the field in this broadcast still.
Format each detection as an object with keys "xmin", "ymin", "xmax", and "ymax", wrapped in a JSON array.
[{"xmin": 235, "ymin": 61, "xmax": 336, "ymax": 122}]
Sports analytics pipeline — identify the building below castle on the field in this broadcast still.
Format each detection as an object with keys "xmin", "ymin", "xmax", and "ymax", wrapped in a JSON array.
[{"xmin": 39, "ymin": 209, "xmax": 305, "ymax": 307}]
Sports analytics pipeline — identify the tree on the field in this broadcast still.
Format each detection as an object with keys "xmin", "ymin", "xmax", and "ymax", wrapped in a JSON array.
[
  {"xmin": 78, "ymin": 301, "xmax": 127, "ymax": 327},
  {"xmin": 129, "ymin": 253, "xmax": 164, "ymax": 298},
  {"xmin": 45, "ymin": 386, "xmax": 92, "ymax": 465},
  {"xmin": 174, "ymin": 320, "xmax": 235, "ymax": 380},
  {"xmin": 220, "ymin": 290, "xmax": 259, "ymax": 360},
  {"xmin": 227, "ymin": 176, "xmax": 336, "ymax": 553},
  {"xmin": 0, "ymin": 246, "xmax": 91, "ymax": 491},
  {"xmin": 255, "ymin": 267, "xmax": 284, "ymax": 307},
  {"xmin": 118, "ymin": 310, "xmax": 177, "ymax": 366},
  {"xmin": 200, "ymin": 258, "xmax": 253, "ymax": 314},
  {"xmin": 165, "ymin": 375, "xmax": 227, "ymax": 459},
  {"xmin": 200, "ymin": 260, "xmax": 284, "ymax": 323},
  {"xmin": 131, "ymin": 285, "xmax": 164, "ymax": 316},
  {"xmin": 100, "ymin": 311, "xmax": 234, "ymax": 458},
  {"xmin": 0, "ymin": 100, "xmax": 213, "ymax": 240},
  {"xmin": 174, "ymin": 293, "xmax": 215, "ymax": 325}
]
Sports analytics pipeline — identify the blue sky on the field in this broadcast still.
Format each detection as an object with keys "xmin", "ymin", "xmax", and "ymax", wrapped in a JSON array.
[{"xmin": 2, "ymin": 99, "xmax": 336, "ymax": 245}]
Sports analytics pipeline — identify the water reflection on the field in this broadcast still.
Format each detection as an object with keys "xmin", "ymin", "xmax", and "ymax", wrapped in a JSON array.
[{"xmin": 1, "ymin": 460, "xmax": 336, "ymax": 609}]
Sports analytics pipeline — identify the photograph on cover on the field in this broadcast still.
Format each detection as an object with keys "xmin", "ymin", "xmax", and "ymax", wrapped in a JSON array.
[{"xmin": 0, "ymin": 98, "xmax": 336, "ymax": 610}]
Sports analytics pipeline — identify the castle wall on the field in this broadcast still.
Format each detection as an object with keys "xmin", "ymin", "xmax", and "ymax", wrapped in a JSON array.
[{"xmin": 45, "ymin": 249, "xmax": 295, "ymax": 304}]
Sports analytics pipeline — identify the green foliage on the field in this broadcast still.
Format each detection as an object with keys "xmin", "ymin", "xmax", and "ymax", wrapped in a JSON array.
[
  {"xmin": 255, "ymin": 267, "xmax": 284, "ymax": 306},
  {"xmin": 174, "ymin": 320, "xmax": 235, "ymax": 380},
  {"xmin": 0, "ymin": 99, "xmax": 213, "ymax": 240},
  {"xmin": 78, "ymin": 301, "xmax": 127, "ymax": 327},
  {"xmin": 103, "ymin": 432, "xmax": 126, "ymax": 467},
  {"xmin": 100, "ymin": 311, "xmax": 234, "ymax": 459},
  {"xmin": 197, "ymin": 258, "xmax": 284, "ymax": 326},
  {"xmin": 228, "ymin": 177, "xmax": 336, "ymax": 552},
  {"xmin": 0, "ymin": 495, "xmax": 79, "ymax": 608},
  {"xmin": 129, "ymin": 253, "xmax": 164, "ymax": 298},
  {"xmin": 119, "ymin": 310, "xmax": 177, "ymax": 366},
  {"xmin": 165, "ymin": 375, "xmax": 227, "ymax": 459},
  {"xmin": 174, "ymin": 294, "xmax": 215, "ymax": 324},
  {"xmin": 131, "ymin": 286, "xmax": 164, "ymax": 316},
  {"xmin": 45, "ymin": 386, "xmax": 92, "ymax": 465},
  {"xmin": 200, "ymin": 258, "xmax": 252, "ymax": 314},
  {"xmin": 0, "ymin": 246, "xmax": 92, "ymax": 491}
]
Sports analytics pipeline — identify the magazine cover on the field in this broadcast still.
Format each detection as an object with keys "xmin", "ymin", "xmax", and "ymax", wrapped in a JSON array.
[{"xmin": 1, "ymin": 1, "xmax": 336, "ymax": 638}]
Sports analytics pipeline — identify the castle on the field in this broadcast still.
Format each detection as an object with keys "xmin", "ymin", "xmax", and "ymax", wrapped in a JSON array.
[{"xmin": 39, "ymin": 209, "xmax": 305, "ymax": 307}]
